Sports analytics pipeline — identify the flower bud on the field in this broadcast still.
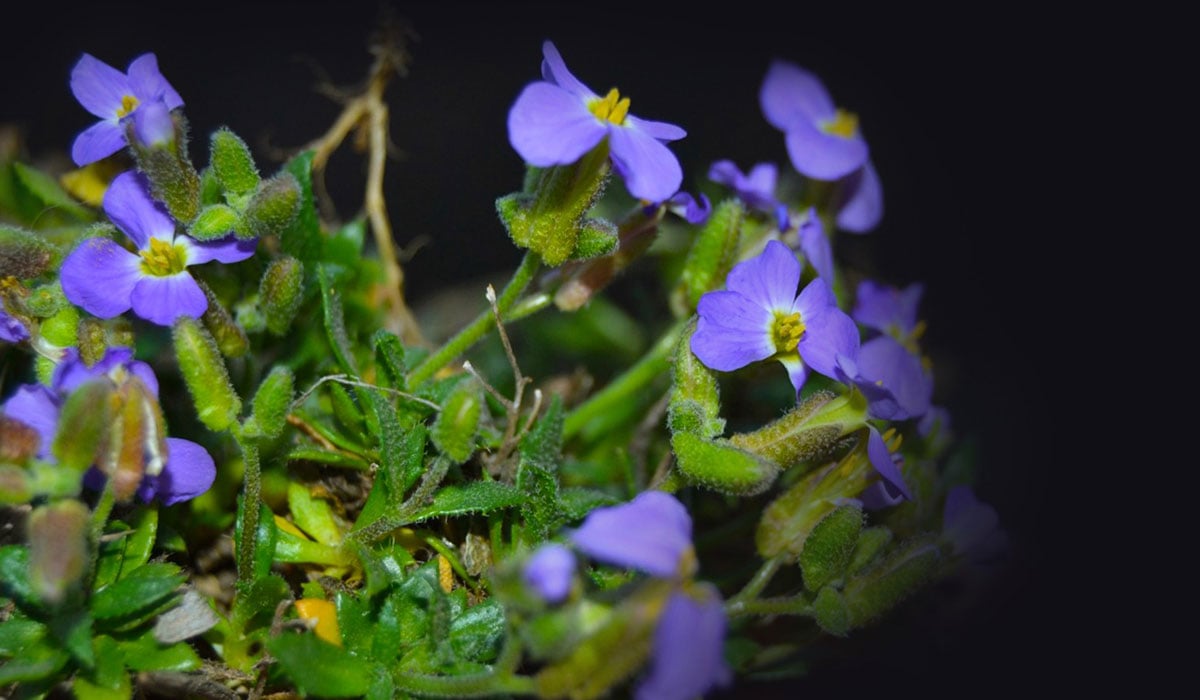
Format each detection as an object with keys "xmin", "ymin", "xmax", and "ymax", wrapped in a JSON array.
[
  {"xmin": 729, "ymin": 390, "xmax": 864, "ymax": 468},
  {"xmin": 667, "ymin": 320, "xmax": 724, "ymax": 439},
  {"xmin": 0, "ymin": 224, "xmax": 59, "ymax": 279},
  {"xmin": 196, "ymin": 279, "xmax": 249, "ymax": 357},
  {"xmin": 0, "ymin": 415, "xmax": 40, "ymax": 466},
  {"xmin": 188, "ymin": 204, "xmax": 239, "ymax": 241},
  {"xmin": 76, "ymin": 317, "xmax": 108, "ymax": 366},
  {"xmin": 246, "ymin": 365, "xmax": 294, "ymax": 441},
  {"xmin": 260, "ymin": 256, "xmax": 304, "ymax": 336},
  {"xmin": 172, "ymin": 316, "xmax": 241, "ymax": 432},
  {"xmin": 671, "ymin": 432, "xmax": 779, "ymax": 496},
  {"xmin": 844, "ymin": 538, "xmax": 942, "ymax": 629},
  {"xmin": 127, "ymin": 112, "xmax": 201, "ymax": 224},
  {"xmin": 431, "ymin": 380, "xmax": 482, "ymax": 464},
  {"xmin": 28, "ymin": 500, "xmax": 90, "ymax": 605},
  {"xmin": 210, "ymin": 127, "xmax": 260, "ymax": 197},
  {"xmin": 671, "ymin": 199, "xmax": 744, "ymax": 316},
  {"xmin": 239, "ymin": 173, "xmax": 301, "ymax": 240}
]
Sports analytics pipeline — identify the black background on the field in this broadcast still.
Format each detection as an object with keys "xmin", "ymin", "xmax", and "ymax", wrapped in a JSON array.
[{"xmin": 2, "ymin": 1, "xmax": 1072, "ymax": 694}]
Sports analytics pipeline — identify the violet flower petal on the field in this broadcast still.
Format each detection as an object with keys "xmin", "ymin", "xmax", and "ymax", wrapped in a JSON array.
[
  {"xmin": 691, "ymin": 291, "xmax": 775, "ymax": 371},
  {"xmin": 725, "ymin": 240, "xmax": 800, "ymax": 312},
  {"xmin": 777, "ymin": 355, "xmax": 810, "ymax": 395},
  {"xmin": 666, "ymin": 191, "xmax": 712, "ymax": 225},
  {"xmin": 103, "ymin": 171, "xmax": 174, "ymax": 249},
  {"xmin": 635, "ymin": 586, "xmax": 731, "ymax": 700},
  {"xmin": 797, "ymin": 305, "xmax": 860, "ymax": 380},
  {"xmin": 59, "ymin": 238, "xmax": 141, "ymax": 319},
  {"xmin": 524, "ymin": 543, "xmax": 576, "ymax": 604},
  {"xmin": 54, "ymin": 347, "xmax": 159, "ymax": 398},
  {"xmin": 760, "ymin": 60, "xmax": 836, "ymax": 131},
  {"xmin": 836, "ymin": 161, "xmax": 884, "ymax": 233},
  {"xmin": 1, "ymin": 308, "xmax": 29, "ymax": 343},
  {"xmin": 784, "ymin": 116, "xmax": 869, "ymax": 181},
  {"xmin": 860, "ymin": 480, "xmax": 906, "ymax": 510},
  {"xmin": 797, "ymin": 208, "xmax": 834, "ymax": 283},
  {"xmin": 138, "ymin": 437, "xmax": 215, "ymax": 505},
  {"xmin": 853, "ymin": 280, "xmax": 924, "ymax": 336},
  {"xmin": 625, "ymin": 115, "xmax": 686, "ymax": 142},
  {"xmin": 856, "ymin": 335, "xmax": 932, "ymax": 420},
  {"xmin": 1, "ymin": 384, "xmax": 60, "ymax": 459},
  {"xmin": 130, "ymin": 273, "xmax": 207, "ymax": 326},
  {"xmin": 132, "ymin": 100, "xmax": 174, "ymax": 147},
  {"xmin": 70, "ymin": 53, "xmax": 131, "ymax": 119},
  {"xmin": 866, "ymin": 426, "xmax": 911, "ymax": 501},
  {"xmin": 508, "ymin": 82, "xmax": 607, "ymax": 167},
  {"xmin": 608, "ymin": 124, "xmax": 684, "ymax": 203},
  {"xmin": 570, "ymin": 491, "xmax": 692, "ymax": 578},
  {"xmin": 708, "ymin": 160, "xmax": 779, "ymax": 213},
  {"xmin": 539, "ymin": 41, "xmax": 595, "ymax": 99},
  {"xmin": 182, "ymin": 235, "xmax": 257, "ymax": 265},
  {"xmin": 71, "ymin": 121, "xmax": 127, "ymax": 167},
  {"xmin": 126, "ymin": 53, "xmax": 183, "ymax": 109}
]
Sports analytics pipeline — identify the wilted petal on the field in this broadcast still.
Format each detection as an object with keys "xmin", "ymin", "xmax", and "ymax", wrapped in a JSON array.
[
  {"xmin": 797, "ymin": 209, "xmax": 833, "ymax": 283},
  {"xmin": 608, "ymin": 125, "xmax": 683, "ymax": 203},
  {"xmin": 625, "ymin": 115, "xmax": 686, "ymax": 142},
  {"xmin": 71, "ymin": 121, "xmax": 127, "ymax": 167},
  {"xmin": 130, "ymin": 273, "xmax": 207, "ymax": 326},
  {"xmin": 126, "ymin": 53, "xmax": 183, "ymax": 109},
  {"xmin": 571, "ymin": 491, "xmax": 692, "ymax": 578},
  {"xmin": 60, "ymin": 238, "xmax": 141, "ymax": 319},
  {"xmin": 539, "ymin": 41, "xmax": 595, "ymax": 99},
  {"xmin": 635, "ymin": 585, "xmax": 731, "ymax": 700},
  {"xmin": 508, "ymin": 82, "xmax": 607, "ymax": 167},
  {"xmin": 866, "ymin": 426, "xmax": 911, "ymax": 501},
  {"xmin": 1, "ymin": 308, "xmax": 29, "ymax": 343},
  {"xmin": 524, "ymin": 543, "xmax": 575, "ymax": 604},
  {"xmin": 784, "ymin": 117, "xmax": 869, "ymax": 181},
  {"xmin": 760, "ymin": 60, "xmax": 836, "ymax": 131},
  {"xmin": 182, "ymin": 235, "xmax": 257, "ymax": 264},
  {"xmin": 103, "ymin": 171, "xmax": 174, "ymax": 248},
  {"xmin": 692, "ymin": 291, "xmax": 774, "ymax": 371},
  {"xmin": 725, "ymin": 240, "xmax": 800, "ymax": 312},
  {"xmin": 70, "ymin": 53, "xmax": 131, "ymax": 119},
  {"xmin": 1, "ymin": 384, "xmax": 60, "ymax": 459},
  {"xmin": 836, "ymin": 161, "xmax": 884, "ymax": 233},
  {"xmin": 138, "ymin": 438, "xmax": 215, "ymax": 505}
]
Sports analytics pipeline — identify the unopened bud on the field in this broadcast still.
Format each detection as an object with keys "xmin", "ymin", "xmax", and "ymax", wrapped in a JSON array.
[
  {"xmin": 729, "ymin": 390, "xmax": 862, "ymax": 468},
  {"xmin": 672, "ymin": 432, "xmax": 779, "ymax": 496},
  {"xmin": 28, "ymin": 500, "xmax": 90, "ymax": 605},
  {"xmin": 0, "ymin": 415, "xmax": 40, "ymax": 466},
  {"xmin": 172, "ymin": 316, "xmax": 241, "ymax": 431},
  {"xmin": 189, "ymin": 204, "xmax": 239, "ymax": 241},
  {"xmin": 0, "ymin": 224, "xmax": 59, "ymax": 279},
  {"xmin": 260, "ymin": 256, "xmax": 304, "ymax": 336},
  {"xmin": 239, "ymin": 174, "xmax": 300, "ymax": 240},
  {"xmin": 128, "ymin": 113, "xmax": 201, "ymax": 224},
  {"xmin": 210, "ymin": 128, "xmax": 260, "ymax": 197},
  {"xmin": 196, "ymin": 279, "xmax": 248, "ymax": 357},
  {"xmin": 671, "ymin": 199, "xmax": 744, "ymax": 315}
]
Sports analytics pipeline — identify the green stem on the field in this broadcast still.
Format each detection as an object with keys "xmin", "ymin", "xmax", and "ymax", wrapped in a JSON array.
[
  {"xmin": 236, "ymin": 430, "xmax": 262, "ymax": 590},
  {"xmin": 407, "ymin": 251, "xmax": 542, "ymax": 387},
  {"xmin": 85, "ymin": 483, "xmax": 116, "ymax": 590},
  {"xmin": 562, "ymin": 319, "xmax": 686, "ymax": 440},
  {"xmin": 727, "ymin": 556, "xmax": 784, "ymax": 607},
  {"xmin": 724, "ymin": 594, "xmax": 814, "ymax": 619}
]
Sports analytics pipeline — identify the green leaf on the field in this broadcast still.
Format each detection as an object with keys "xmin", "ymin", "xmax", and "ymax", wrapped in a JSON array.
[
  {"xmin": 11, "ymin": 162, "xmax": 91, "ymax": 220},
  {"xmin": 318, "ymin": 263, "xmax": 360, "ymax": 376},
  {"xmin": 517, "ymin": 396, "xmax": 566, "ymax": 544},
  {"xmin": 559, "ymin": 487, "xmax": 620, "ymax": 522},
  {"xmin": 91, "ymin": 563, "xmax": 183, "ymax": 624},
  {"xmin": 117, "ymin": 627, "xmax": 201, "ymax": 672},
  {"xmin": 49, "ymin": 607, "xmax": 94, "ymax": 668},
  {"xmin": 268, "ymin": 633, "xmax": 373, "ymax": 698},
  {"xmin": 406, "ymin": 482, "xmax": 523, "ymax": 522},
  {"xmin": 449, "ymin": 599, "xmax": 506, "ymax": 663},
  {"xmin": 0, "ymin": 645, "xmax": 69, "ymax": 685},
  {"xmin": 324, "ymin": 217, "xmax": 367, "ymax": 267},
  {"xmin": 287, "ymin": 481, "xmax": 342, "ymax": 546},
  {"xmin": 188, "ymin": 203, "xmax": 239, "ymax": 241},
  {"xmin": 118, "ymin": 507, "xmax": 159, "ymax": 581},
  {"xmin": 358, "ymin": 543, "xmax": 415, "ymax": 599},
  {"xmin": 0, "ymin": 545, "xmax": 39, "ymax": 613},
  {"xmin": 72, "ymin": 635, "xmax": 130, "ymax": 700},
  {"xmin": 430, "ymin": 380, "xmax": 481, "ymax": 464},
  {"xmin": 800, "ymin": 505, "xmax": 863, "ymax": 592},
  {"xmin": 279, "ymin": 151, "xmax": 321, "ymax": 262},
  {"xmin": 230, "ymin": 574, "xmax": 290, "ymax": 629},
  {"xmin": 372, "ymin": 330, "xmax": 408, "ymax": 390}
]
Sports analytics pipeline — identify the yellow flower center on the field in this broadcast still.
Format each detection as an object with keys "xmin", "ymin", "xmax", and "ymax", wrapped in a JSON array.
[
  {"xmin": 588, "ymin": 88, "xmax": 631, "ymax": 125},
  {"xmin": 822, "ymin": 108, "xmax": 859, "ymax": 139},
  {"xmin": 139, "ymin": 238, "xmax": 187, "ymax": 277},
  {"xmin": 117, "ymin": 95, "xmax": 140, "ymax": 119},
  {"xmin": 771, "ymin": 311, "xmax": 805, "ymax": 354}
]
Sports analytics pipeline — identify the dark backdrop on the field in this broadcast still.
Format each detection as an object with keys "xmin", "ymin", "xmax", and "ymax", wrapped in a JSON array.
[{"xmin": 2, "ymin": 1, "xmax": 1067, "ymax": 694}]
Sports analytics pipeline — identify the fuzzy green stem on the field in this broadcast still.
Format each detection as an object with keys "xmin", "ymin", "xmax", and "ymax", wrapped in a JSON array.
[
  {"xmin": 562, "ymin": 319, "xmax": 686, "ymax": 439},
  {"xmin": 724, "ymin": 594, "xmax": 814, "ymax": 619},
  {"xmin": 407, "ymin": 251, "xmax": 541, "ymax": 387},
  {"xmin": 236, "ymin": 431, "xmax": 262, "ymax": 590},
  {"xmin": 727, "ymin": 556, "xmax": 784, "ymax": 607},
  {"xmin": 86, "ymin": 483, "xmax": 116, "ymax": 590}
]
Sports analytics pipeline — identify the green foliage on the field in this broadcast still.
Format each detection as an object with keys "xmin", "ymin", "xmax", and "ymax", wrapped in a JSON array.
[
  {"xmin": 431, "ymin": 380, "xmax": 481, "ymax": 464},
  {"xmin": 517, "ymin": 396, "xmax": 566, "ymax": 543},
  {"xmin": 268, "ymin": 633, "xmax": 374, "ymax": 698},
  {"xmin": 10, "ymin": 162, "xmax": 91, "ymax": 221},
  {"xmin": 279, "ymin": 150, "xmax": 322, "ymax": 261},
  {"xmin": 234, "ymin": 496, "xmax": 278, "ymax": 583},
  {"xmin": 799, "ymin": 504, "xmax": 863, "ymax": 592}
]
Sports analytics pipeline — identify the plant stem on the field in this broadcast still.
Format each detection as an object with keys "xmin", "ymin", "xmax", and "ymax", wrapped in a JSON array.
[
  {"xmin": 236, "ymin": 431, "xmax": 262, "ymax": 589},
  {"xmin": 406, "ymin": 251, "xmax": 541, "ymax": 387},
  {"xmin": 562, "ymin": 319, "xmax": 686, "ymax": 440},
  {"xmin": 724, "ymin": 594, "xmax": 814, "ymax": 619},
  {"xmin": 727, "ymin": 556, "xmax": 784, "ymax": 607}
]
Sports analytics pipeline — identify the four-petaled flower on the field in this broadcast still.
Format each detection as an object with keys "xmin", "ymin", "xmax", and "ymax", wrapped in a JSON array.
[
  {"xmin": 70, "ymin": 53, "xmax": 183, "ymax": 166},
  {"xmin": 508, "ymin": 41, "xmax": 686, "ymax": 203},
  {"xmin": 759, "ymin": 60, "xmax": 883, "ymax": 233},
  {"xmin": 691, "ymin": 240, "xmax": 859, "ymax": 395},
  {"xmin": 60, "ymin": 171, "xmax": 255, "ymax": 326},
  {"xmin": 0, "ymin": 347, "xmax": 215, "ymax": 505}
]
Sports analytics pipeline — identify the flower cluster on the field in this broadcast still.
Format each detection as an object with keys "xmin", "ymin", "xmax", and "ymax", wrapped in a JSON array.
[{"xmin": 70, "ymin": 53, "xmax": 183, "ymax": 166}]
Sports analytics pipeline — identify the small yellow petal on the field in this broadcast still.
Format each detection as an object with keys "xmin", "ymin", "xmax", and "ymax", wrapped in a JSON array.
[{"xmin": 294, "ymin": 598, "xmax": 341, "ymax": 646}]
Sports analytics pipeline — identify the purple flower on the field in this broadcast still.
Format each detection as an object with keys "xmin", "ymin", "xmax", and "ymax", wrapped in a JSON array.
[
  {"xmin": 508, "ymin": 41, "xmax": 686, "ymax": 203},
  {"xmin": 636, "ymin": 585, "xmax": 731, "ymax": 700},
  {"xmin": 0, "ymin": 348, "xmax": 215, "ymax": 505},
  {"xmin": 524, "ymin": 543, "xmax": 576, "ymax": 604},
  {"xmin": 70, "ymin": 53, "xmax": 183, "ymax": 166},
  {"xmin": 708, "ymin": 160, "xmax": 789, "ymax": 230},
  {"xmin": 943, "ymin": 486, "xmax": 1008, "ymax": 562},
  {"xmin": 571, "ymin": 491, "xmax": 693, "ymax": 578},
  {"xmin": 760, "ymin": 61, "xmax": 867, "ymax": 182},
  {"xmin": 835, "ymin": 335, "xmax": 933, "ymax": 422},
  {"xmin": 60, "ymin": 171, "xmax": 255, "ymax": 326},
  {"xmin": 1, "ymin": 307, "xmax": 29, "ymax": 343},
  {"xmin": 834, "ymin": 161, "xmax": 883, "ymax": 233},
  {"xmin": 853, "ymin": 280, "xmax": 925, "ymax": 340},
  {"xmin": 691, "ymin": 240, "xmax": 859, "ymax": 395},
  {"xmin": 796, "ymin": 207, "xmax": 834, "ymax": 284},
  {"xmin": 663, "ymin": 191, "xmax": 712, "ymax": 225},
  {"xmin": 859, "ymin": 427, "xmax": 912, "ymax": 508}
]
